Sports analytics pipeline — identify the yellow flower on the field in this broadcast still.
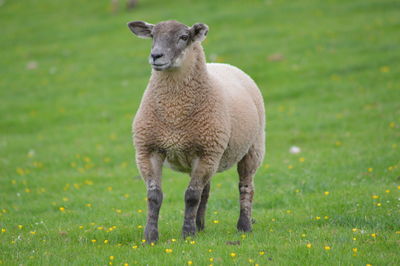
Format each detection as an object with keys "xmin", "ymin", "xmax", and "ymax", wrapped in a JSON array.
[
  {"xmin": 371, "ymin": 233, "xmax": 376, "ymax": 238},
  {"xmin": 208, "ymin": 249, "xmax": 213, "ymax": 253},
  {"xmin": 30, "ymin": 231, "xmax": 36, "ymax": 235},
  {"xmin": 1, "ymin": 228, "xmax": 6, "ymax": 233},
  {"xmin": 396, "ymin": 231, "xmax": 400, "ymax": 234},
  {"xmin": 367, "ymin": 168, "xmax": 373, "ymax": 172},
  {"xmin": 366, "ymin": 264, "xmax": 372, "ymax": 266},
  {"xmin": 286, "ymin": 210, "xmax": 292, "ymax": 214},
  {"xmin": 353, "ymin": 237, "xmax": 357, "ymax": 241},
  {"xmin": 187, "ymin": 261, "xmax": 193, "ymax": 265},
  {"xmin": 306, "ymin": 243, "xmax": 312, "ymax": 248},
  {"xmin": 171, "ymin": 238, "xmax": 176, "ymax": 242},
  {"xmin": 104, "ymin": 240, "xmax": 109, "ymax": 244},
  {"xmin": 137, "ymin": 225, "xmax": 143, "ymax": 229},
  {"xmin": 352, "ymin": 248, "xmax": 358, "ymax": 252},
  {"xmin": 324, "ymin": 246, "xmax": 331, "ymax": 251},
  {"xmin": 212, "ymin": 220, "xmax": 219, "ymax": 224},
  {"xmin": 124, "ymin": 263, "xmax": 129, "ymax": 266},
  {"xmin": 209, "ymin": 258, "xmax": 214, "ymax": 262},
  {"xmin": 190, "ymin": 241, "xmax": 196, "ymax": 245},
  {"xmin": 109, "ymin": 256, "xmax": 114, "ymax": 260},
  {"xmin": 132, "ymin": 245, "xmax": 138, "ymax": 249},
  {"xmin": 299, "ymin": 157, "xmax": 305, "ymax": 163},
  {"xmin": 371, "ymin": 195, "xmax": 379, "ymax": 199},
  {"xmin": 288, "ymin": 165, "xmax": 293, "ymax": 169},
  {"xmin": 116, "ymin": 209, "xmax": 122, "ymax": 214},
  {"xmin": 137, "ymin": 209, "xmax": 143, "ymax": 213},
  {"xmin": 380, "ymin": 66, "xmax": 390, "ymax": 73},
  {"xmin": 59, "ymin": 207, "xmax": 65, "ymax": 212},
  {"xmin": 91, "ymin": 239, "xmax": 97, "ymax": 243},
  {"xmin": 16, "ymin": 167, "xmax": 25, "ymax": 175},
  {"xmin": 97, "ymin": 227, "xmax": 103, "ymax": 230},
  {"xmin": 385, "ymin": 189, "xmax": 390, "ymax": 193},
  {"xmin": 376, "ymin": 203, "xmax": 381, "ymax": 207},
  {"xmin": 241, "ymin": 234, "xmax": 246, "ymax": 239},
  {"xmin": 248, "ymin": 259, "xmax": 255, "ymax": 263},
  {"xmin": 107, "ymin": 186, "xmax": 113, "ymax": 191},
  {"xmin": 86, "ymin": 203, "xmax": 92, "ymax": 207},
  {"xmin": 259, "ymin": 251, "xmax": 265, "ymax": 256},
  {"xmin": 315, "ymin": 216, "xmax": 321, "ymax": 220},
  {"xmin": 79, "ymin": 225, "xmax": 84, "ymax": 229},
  {"xmin": 18, "ymin": 225, "xmax": 23, "ymax": 229},
  {"xmin": 324, "ymin": 191, "xmax": 330, "ymax": 196},
  {"xmin": 230, "ymin": 252, "xmax": 237, "ymax": 258},
  {"xmin": 352, "ymin": 228, "xmax": 358, "ymax": 232},
  {"xmin": 335, "ymin": 140, "xmax": 342, "ymax": 146},
  {"xmin": 141, "ymin": 239, "xmax": 146, "ymax": 243},
  {"xmin": 324, "ymin": 216, "xmax": 329, "ymax": 220},
  {"xmin": 165, "ymin": 249, "xmax": 173, "ymax": 253},
  {"xmin": 150, "ymin": 242, "xmax": 155, "ymax": 246},
  {"xmin": 85, "ymin": 180, "xmax": 93, "ymax": 185}
]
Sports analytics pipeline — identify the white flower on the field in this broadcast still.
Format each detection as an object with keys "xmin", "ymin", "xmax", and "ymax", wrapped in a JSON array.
[{"xmin": 289, "ymin": 146, "xmax": 301, "ymax": 154}]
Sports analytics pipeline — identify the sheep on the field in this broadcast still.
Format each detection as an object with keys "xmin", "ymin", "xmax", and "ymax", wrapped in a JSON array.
[{"xmin": 127, "ymin": 20, "xmax": 265, "ymax": 243}]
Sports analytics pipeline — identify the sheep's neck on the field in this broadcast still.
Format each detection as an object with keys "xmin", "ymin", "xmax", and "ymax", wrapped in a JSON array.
[{"xmin": 149, "ymin": 43, "xmax": 210, "ymax": 127}]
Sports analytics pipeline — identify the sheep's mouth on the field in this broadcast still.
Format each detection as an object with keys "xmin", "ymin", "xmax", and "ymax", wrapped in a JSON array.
[{"xmin": 151, "ymin": 63, "xmax": 169, "ymax": 71}]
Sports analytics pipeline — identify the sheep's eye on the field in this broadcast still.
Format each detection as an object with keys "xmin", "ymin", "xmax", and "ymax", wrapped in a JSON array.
[{"xmin": 180, "ymin": 35, "xmax": 189, "ymax": 41}]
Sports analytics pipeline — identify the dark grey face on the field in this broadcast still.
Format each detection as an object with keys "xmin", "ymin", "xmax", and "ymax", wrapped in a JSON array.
[{"xmin": 128, "ymin": 20, "xmax": 208, "ymax": 71}]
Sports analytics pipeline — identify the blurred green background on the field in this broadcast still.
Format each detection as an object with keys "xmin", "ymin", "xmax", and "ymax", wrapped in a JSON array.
[{"xmin": 1, "ymin": 0, "xmax": 399, "ymax": 265}]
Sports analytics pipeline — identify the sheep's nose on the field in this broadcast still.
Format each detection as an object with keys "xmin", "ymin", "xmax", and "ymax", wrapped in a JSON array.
[{"xmin": 151, "ymin": 53, "xmax": 164, "ymax": 61}]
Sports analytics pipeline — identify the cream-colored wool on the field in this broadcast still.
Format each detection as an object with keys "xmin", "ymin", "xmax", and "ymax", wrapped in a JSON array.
[
  {"xmin": 133, "ymin": 42, "xmax": 265, "ymax": 175},
  {"xmin": 129, "ymin": 20, "xmax": 265, "ymax": 241}
]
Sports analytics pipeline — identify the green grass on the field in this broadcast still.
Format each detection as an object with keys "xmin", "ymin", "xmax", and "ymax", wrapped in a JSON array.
[{"xmin": 1, "ymin": 0, "xmax": 399, "ymax": 265}]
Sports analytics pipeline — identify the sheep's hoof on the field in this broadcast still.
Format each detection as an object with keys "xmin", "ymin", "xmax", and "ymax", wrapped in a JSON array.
[
  {"xmin": 237, "ymin": 217, "xmax": 252, "ymax": 232},
  {"xmin": 196, "ymin": 218, "xmax": 205, "ymax": 231},
  {"xmin": 182, "ymin": 224, "xmax": 196, "ymax": 239},
  {"xmin": 144, "ymin": 226, "xmax": 159, "ymax": 243}
]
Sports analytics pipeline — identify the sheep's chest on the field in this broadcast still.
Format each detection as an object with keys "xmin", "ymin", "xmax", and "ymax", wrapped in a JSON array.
[{"xmin": 158, "ymin": 130, "xmax": 196, "ymax": 173}]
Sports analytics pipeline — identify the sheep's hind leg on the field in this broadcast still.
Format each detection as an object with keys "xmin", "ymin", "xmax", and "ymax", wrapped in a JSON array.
[
  {"xmin": 196, "ymin": 181, "xmax": 210, "ymax": 231},
  {"xmin": 237, "ymin": 146, "xmax": 262, "ymax": 232}
]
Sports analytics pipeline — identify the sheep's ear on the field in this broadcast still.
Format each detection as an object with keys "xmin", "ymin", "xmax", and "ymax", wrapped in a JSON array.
[
  {"xmin": 190, "ymin": 23, "xmax": 208, "ymax": 42},
  {"xmin": 127, "ymin": 21, "xmax": 154, "ymax": 39}
]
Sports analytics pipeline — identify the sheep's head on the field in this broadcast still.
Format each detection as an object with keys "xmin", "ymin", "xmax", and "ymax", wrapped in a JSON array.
[{"xmin": 128, "ymin": 20, "xmax": 208, "ymax": 71}]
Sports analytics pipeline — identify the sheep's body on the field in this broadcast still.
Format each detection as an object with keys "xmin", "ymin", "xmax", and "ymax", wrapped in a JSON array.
[
  {"xmin": 158, "ymin": 63, "xmax": 265, "ymax": 173},
  {"xmin": 129, "ymin": 20, "xmax": 265, "ymax": 242},
  {"xmin": 134, "ymin": 44, "xmax": 264, "ymax": 175}
]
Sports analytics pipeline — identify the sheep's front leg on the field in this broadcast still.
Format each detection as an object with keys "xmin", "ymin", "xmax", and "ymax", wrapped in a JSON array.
[
  {"xmin": 182, "ymin": 158, "xmax": 215, "ymax": 238},
  {"xmin": 136, "ymin": 151, "xmax": 165, "ymax": 243}
]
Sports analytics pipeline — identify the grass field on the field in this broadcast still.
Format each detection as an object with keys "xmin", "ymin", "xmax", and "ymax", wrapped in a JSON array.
[{"xmin": 1, "ymin": 0, "xmax": 400, "ymax": 265}]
